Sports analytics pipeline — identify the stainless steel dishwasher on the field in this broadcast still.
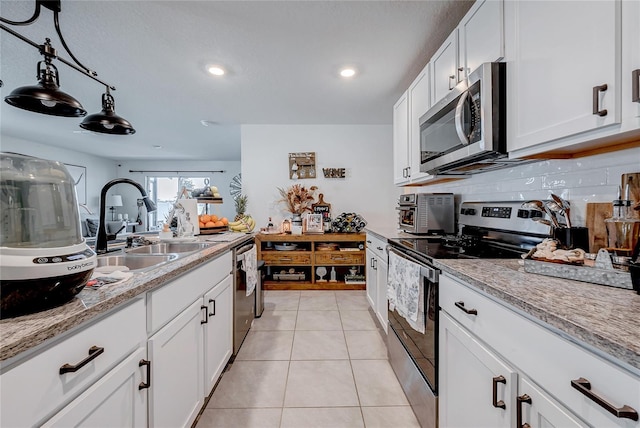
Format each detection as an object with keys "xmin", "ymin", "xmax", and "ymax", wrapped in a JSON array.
[{"xmin": 232, "ymin": 237, "xmax": 256, "ymax": 355}]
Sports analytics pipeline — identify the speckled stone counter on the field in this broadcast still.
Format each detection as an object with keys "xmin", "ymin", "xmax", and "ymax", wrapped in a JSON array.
[
  {"xmin": 366, "ymin": 226, "xmax": 640, "ymax": 374},
  {"xmin": 0, "ymin": 233, "xmax": 252, "ymax": 365},
  {"xmin": 434, "ymin": 259, "xmax": 640, "ymax": 373}
]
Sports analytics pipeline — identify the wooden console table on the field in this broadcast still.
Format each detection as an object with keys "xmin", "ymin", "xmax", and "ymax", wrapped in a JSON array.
[{"xmin": 256, "ymin": 233, "xmax": 366, "ymax": 290}]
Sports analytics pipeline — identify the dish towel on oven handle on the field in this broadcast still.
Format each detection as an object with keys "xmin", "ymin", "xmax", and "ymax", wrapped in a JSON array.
[
  {"xmin": 241, "ymin": 245, "xmax": 258, "ymax": 296},
  {"xmin": 387, "ymin": 251, "xmax": 425, "ymax": 334}
]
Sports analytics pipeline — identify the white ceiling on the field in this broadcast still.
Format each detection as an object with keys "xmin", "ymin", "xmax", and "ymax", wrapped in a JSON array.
[{"xmin": 0, "ymin": 0, "xmax": 472, "ymax": 161}]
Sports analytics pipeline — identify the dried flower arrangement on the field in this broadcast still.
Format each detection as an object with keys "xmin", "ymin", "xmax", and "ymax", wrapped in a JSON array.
[{"xmin": 277, "ymin": 184, "xmax": 318, "ymax": 215}]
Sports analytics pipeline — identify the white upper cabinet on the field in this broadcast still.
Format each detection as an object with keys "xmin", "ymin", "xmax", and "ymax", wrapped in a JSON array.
[
  {"xmin": 458, "ymin": 0, "xmax": 505, "ymax": 79},
  {"xmin": 408, "ymin": 63, "xmax": 432, "ymax": 184},
  {"xmin": 506, "ymin": 0, "xmax": 622, "ymax": 155},
  {"xmin": 393, "ymin": 91, "xmax": 410, "ymax": 185},
  {"xmin": 622, "ymin": 0, "xmax": 640, "ymax": 128},
  {"xmin": 431, "ymin": 31, "xmax": 460, "ymax": 105}
]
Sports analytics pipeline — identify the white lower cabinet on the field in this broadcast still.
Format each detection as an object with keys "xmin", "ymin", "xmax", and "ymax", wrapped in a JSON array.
[
  {"xmin": 439, "ymin": 312, "xmax": 516, "ymax": 428},
  {"xmin": 147, "ymin": 254, "xmax": 233, "ymax": 428},
  {"xmin": 365, "ymin": 233, "xmax": 388, "ymax": 332},
  {"xmin": 42, "ymin": 346, "xmax": 149, "ymax": 427},
  {"xmin": 439, "ymin": 313, "xmax": 586, "ymax": 428},
  {"xmin": 204, "ymin": 275, "xmax": 233, "ymax": 393},
  {"xmin": 148, "ymin": 299, "xmax": 205, "ymax": 428},
  {"xmin": 518, "ymin": 376, "xmax": 586, "ymax": 428},
  {"xmin": 439, "ymin": 273, "xmax": 640, "ymax": 428},
  {"xmin": 0, "ymin": 298, "xmax": 146, "ymax": 427}
]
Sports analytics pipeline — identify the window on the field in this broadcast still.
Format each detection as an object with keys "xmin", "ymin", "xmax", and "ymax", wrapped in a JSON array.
[{"xmin": 146, "ymin": 176, "xmax": 210, "ymax": 229}]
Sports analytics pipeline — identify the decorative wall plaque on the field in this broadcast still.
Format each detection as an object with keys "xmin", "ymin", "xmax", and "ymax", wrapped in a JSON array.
[{"xmin": 289, "ymin": 152, "xmax": 316, "ymax": 180}]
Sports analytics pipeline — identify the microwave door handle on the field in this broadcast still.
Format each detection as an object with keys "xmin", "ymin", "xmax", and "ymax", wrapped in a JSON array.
[{"xmin": 454, "ymin": 91, "xmax": 470, "ymax": 146}]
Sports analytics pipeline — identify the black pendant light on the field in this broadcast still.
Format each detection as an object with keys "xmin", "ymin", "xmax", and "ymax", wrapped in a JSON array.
[
  {"xmin": 80, "ymin": 88, "xmax": 135, "ymax": 135},
  {"xmin": 1, "ymin": 1, "xmax": 134, "ymax": 135},
  {"xmin": 5, "ymin": 42, "xmax": 86, "ymax": 117}
]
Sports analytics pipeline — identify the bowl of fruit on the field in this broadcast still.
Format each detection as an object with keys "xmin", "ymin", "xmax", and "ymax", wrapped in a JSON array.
[{"xmin": 198, "ymin": 214, "xmax": 229, "ymax": 234}]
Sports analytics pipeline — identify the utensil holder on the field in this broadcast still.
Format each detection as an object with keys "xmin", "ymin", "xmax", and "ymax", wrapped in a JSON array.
[{"xmin": 553, "ymin": 227, "xmax": 589, "ymax": 250}]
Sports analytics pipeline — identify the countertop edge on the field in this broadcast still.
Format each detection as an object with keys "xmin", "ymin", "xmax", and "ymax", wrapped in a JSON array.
[{"xmin": 0, "ymin": 234, "xmax": 251, "ymax": 365}]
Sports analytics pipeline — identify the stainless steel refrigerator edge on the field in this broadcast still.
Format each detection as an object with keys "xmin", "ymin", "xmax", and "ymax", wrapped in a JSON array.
[{"xmin": 232, "ymin": 237, "xmax": 256, "ymax": 355}]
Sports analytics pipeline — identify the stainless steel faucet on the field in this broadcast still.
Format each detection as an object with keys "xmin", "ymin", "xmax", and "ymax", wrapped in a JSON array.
[{"xmin": 96, "ymin": 178, "xmax": 156, "ymax": 254}]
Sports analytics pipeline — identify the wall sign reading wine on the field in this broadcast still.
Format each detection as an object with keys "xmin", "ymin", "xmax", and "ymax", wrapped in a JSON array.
[
  {"xmin": 322, "ymin": 168, "xmax": 345, "ymax": 178},
  {"xmin": 289, "ymin": 152, "xmax": 316, "ymax": 180}
]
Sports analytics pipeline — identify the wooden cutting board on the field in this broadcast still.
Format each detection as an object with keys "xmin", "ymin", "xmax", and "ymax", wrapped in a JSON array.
[{"xmin": 586, "ymin": 202, "xmax": 612, "ymax": 253}]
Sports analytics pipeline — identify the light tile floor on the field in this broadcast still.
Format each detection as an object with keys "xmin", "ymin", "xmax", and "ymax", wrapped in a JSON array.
[{"xmin": 196, "ymin": 290, "xmax": 420, "ymax": 428}]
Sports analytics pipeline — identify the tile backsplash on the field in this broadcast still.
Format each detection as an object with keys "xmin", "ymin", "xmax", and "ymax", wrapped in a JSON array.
[{"xmin": 413, "ymin": 146, "xmax": 640, "ymax": 227}]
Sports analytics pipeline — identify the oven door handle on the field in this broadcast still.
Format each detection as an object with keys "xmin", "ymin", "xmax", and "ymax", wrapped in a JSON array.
[
  {"xmin": 236, "ymin": 243, "xmax": 256, "ymax": 262},
  {"xmin": 454, "ymin": 90, "xmax": 470, "ymax": 146},
  {"xmin": 388, "ymin": 247, "xmax": 438, "ymax": 283}
]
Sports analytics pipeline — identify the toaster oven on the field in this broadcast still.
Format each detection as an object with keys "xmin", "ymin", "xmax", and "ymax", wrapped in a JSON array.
[{"xmin": 397, "ymin": 193, "xmax": 455, "ymax": 235}]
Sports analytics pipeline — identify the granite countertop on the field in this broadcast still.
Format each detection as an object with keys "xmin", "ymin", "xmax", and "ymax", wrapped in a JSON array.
[
  {"xmin": 434, "ymin": 258, "xmax": 640, "ymax": 374},
  {"xmin": 366, "ymin": 226, "xmax": 640, "ymax": 374},
  {"xmin": 0, "ymin": 233, "xmax": 252, "ymax": 365}
]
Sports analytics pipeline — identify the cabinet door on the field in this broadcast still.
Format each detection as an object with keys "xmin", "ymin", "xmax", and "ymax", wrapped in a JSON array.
[
  {"xmin": 42, "ymin": 347, "xmax": 148, "ymax": 428},
  {"xmin": 393, "ymin": 91, "xmax": 410, "ymax": 185},
  {"xmin": 517, "ymin": 377, "xmax": 587, "ymax": 428},
  {"xmin": 458, "ymin": 0, "xmax": 504, "ymax": 78},
  {"xmin": 622, "ymin": 0, "xmax": 640, "ymax": 128},
  {"xmin": 148, "ymin": 299, "xmax": 204, "ymax": 428},
  {"xmin": 431, "ymin": 31, "xmax": 459, "ymax": 105},
  {"xmin": 507, "ymin": 0, "xmax": 620, "ymax": 153},
  {"xmin": 439, "ymin": 313, "xmax": 516, "ymax": 428},
  {"xmin": 365, "ymin": 249, "xmax": 377, "ymax": 310},
  {"xmin": 408, "ymin": 64, "xmax": 433, "ymax": 184},
  {"xmin": 204, "ymin": 275, "xmax": 233, "ymax": 395},
  {"xmin": 375, "ymin": 257, "xmax": 388, "ymax": 333}
]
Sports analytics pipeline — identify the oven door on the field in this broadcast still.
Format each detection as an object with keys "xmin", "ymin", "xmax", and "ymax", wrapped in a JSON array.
[
  {"xmin": 387, "ymin": 247, "xmax": 439, "ymax": 393},
  {"xmin": 397, "ymin": 206, "xmax": 416, "ymax": 232}
]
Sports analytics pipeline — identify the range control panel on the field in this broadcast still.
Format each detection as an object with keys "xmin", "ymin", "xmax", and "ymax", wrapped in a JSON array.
[
  {"xmin": 481, "ymin": 206, "xmax": 512, "ymax": 218},
  {"xmin": 458, "ymin": 201, "xmax": 551, "ymax": 236}
]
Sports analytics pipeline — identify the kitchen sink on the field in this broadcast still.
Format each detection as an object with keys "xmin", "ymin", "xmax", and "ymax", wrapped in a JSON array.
[
  {"xmin": 95, "ymin": 254, "xmax": 179, "ymax": 272},
  {"xmin": 126, "ymin": 242, "xmax": 213, "ymax": 255}
]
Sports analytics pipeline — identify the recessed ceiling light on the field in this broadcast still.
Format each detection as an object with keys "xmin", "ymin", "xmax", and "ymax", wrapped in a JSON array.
[
  {"xmin": 200, "ymin": 120, "xmax": 218, "ymax": 127},
  {"xmin": 152, "ymin": 145, "xmax": 163, "ymax": 149},
  {"xmin": 207, "ymin": 65, "xmax": 225, "ymax": 76},
  {"xmin": 340, "ymin": 68, "xmax": 356, "ymax": 78}
]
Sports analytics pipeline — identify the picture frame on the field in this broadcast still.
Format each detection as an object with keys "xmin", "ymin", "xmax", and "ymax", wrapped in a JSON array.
[
  {"xmin": 305, "ymin": 213, "xmax": 324, "ymax": 234},
  {"xmin": 289, "ymin": 152, "xmax": 316, "ymax": 180}
]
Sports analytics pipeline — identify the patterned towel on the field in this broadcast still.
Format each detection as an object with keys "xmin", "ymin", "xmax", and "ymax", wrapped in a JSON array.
[
  {"xmin": 241, "ymin": 245, "xmax": 258, "ymax": 296},
  {"xmin": 387, "ymin": 251, "xmax": 425, "ymax": 334}
]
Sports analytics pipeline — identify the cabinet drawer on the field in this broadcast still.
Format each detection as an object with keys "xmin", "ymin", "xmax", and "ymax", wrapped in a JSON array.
[
  {"xmin": 440, "ymin": 274, "xmax": 640, "ymax": 428},
  {"xmin": 0, "ymin": 298, "xmax": 146, "ymax": 428},
  {"xmin": 315, "ymin": 252, "xmax": 365, "ymax": 265},
  {"xmin": 148, "ymin": 251, "xmax": 232, "ymax": 334},
  {"xmin": 366, "ymin": 233, "xmax": 388, "ymax": 260},
  {"xmin": 262, "ymin": 251, "xmax": 312, "ymax": 265}
]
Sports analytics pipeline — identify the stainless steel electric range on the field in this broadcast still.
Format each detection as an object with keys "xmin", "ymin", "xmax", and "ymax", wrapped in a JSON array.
[{"xmin": 386, "ymin": 201, "xmax": 552, "ymax": 428}]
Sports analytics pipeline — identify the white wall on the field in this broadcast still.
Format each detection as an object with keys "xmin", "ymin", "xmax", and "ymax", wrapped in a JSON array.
[
  {"xmin": 411, "ymin": 146, "xmax": 640, "ymax": 227},
  {"xmin": 116, "ymin": 160, "xmax": 241, "ymax": 225},
  {"xmin": 0, "ymin": 134, "xmax": 117, "ymax": 213},
  {"xmin": 241, "ymin": 124, "xmax": 400, "ymax": 231}
]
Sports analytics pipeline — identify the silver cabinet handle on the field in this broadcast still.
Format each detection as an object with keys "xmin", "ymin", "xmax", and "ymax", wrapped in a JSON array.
[
  {"xmin": 592, "ymin": 84, "xmax": 608, "ymax": 116},
  {"xmin": 457, "ymin": 66, "xmax": 465, "ymax": 82},
  {"xmin": 448, "ymin": 74, "xmax": 456, "ymax": 90}
]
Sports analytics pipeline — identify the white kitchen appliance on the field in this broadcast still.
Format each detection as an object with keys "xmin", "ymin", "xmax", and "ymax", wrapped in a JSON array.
[{"xmin": 0, "ymin": 152, "xmax": 96, "ymax": 318}]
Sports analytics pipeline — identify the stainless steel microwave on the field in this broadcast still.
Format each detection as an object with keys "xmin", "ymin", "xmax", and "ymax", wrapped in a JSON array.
[{"xmin": 419, "ymin": 62, "xmax": 523, "ymax": 175}]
